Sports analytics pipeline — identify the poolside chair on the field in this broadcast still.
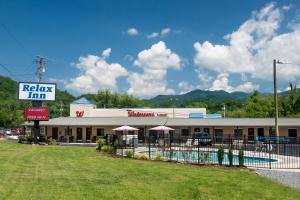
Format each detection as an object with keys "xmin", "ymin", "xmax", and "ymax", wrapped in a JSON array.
[{"xmin": 185, "ymin": 139, "xmax": 193, "ymax": 146}]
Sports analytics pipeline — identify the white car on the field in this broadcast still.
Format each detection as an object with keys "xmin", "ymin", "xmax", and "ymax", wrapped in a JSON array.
[{"xmin": 4, "ymin": 130, "xmax": 12, "ymax": 135}]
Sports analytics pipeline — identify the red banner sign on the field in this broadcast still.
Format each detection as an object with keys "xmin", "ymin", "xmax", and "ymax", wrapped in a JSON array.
[{"xmin": 24, "ymin": 108, "xmax": 49, "ymax": 121}]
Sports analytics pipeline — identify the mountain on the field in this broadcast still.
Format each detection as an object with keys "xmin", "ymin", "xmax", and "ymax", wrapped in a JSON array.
[{"xmin": 145, "ymin": 89, "xmax": 251, "ymax": 106}]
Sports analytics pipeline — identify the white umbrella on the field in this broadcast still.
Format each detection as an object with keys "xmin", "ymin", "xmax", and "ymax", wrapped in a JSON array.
[
  {"xmin": 112, "ymin": 125, "xmax": 139, "ymax": 131},
  {"xmin": 149, "ymin": 125, "xmax": 175, "ymax": 131}
]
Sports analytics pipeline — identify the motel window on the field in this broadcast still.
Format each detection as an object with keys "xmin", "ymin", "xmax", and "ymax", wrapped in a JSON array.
[
  {"xmin": 40, "ymin": 127, "xmax": 45, "ymax": 135},
  {"xmin": 288, "ymin": 129, "xmax": 297, "ymax": 138},
  {"xmin": 257, "ymin": 128, "xmax": 264, "ymax": 137},
  {"xmin": 181, "ymin": 129, "xmax": 189, "ymax": 137},
  {"xmin": 194, "ymin": 128, "xmax": 201, "ymax": 132},
  {"xmin": 234, "ymin": 129, "xmax": 243, "ymax": 140},
  {"xmin": 203, "ymin": 128, "xmax": 210, "ymax": 134},
  {"xmin": 269, "ymin": 128, "xmax": 276, "ymax": 137},
  {"xmin": 64, "ymin": 127, "xmax": 71, "ymax": 136},
  {"xmin": 214, "ymin": 129, "xmax": 223, "ymax": 142},
  {"xmin": 97, "ymin": 128, "xmax": 104, "ymax": 137}
]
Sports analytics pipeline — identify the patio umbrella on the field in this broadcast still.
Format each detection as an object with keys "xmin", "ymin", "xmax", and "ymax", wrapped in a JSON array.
[
  {"xmin": 112, "ymin": 125, "xmax": 139, "ymax": 156},
  {"xmin": 112, "ymin": 125, "xmax": 139, "ymax": 131},
  {"xmin": 149, "ymin": 125, "xmax": 175, "ymax": 131},
  {"xmin": 149, "ymin": 126, "xmax": 175, "ymax": 148}
]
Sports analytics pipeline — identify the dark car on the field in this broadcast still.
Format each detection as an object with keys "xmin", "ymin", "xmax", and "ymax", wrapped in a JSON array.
[{"xmin": 192, "ymin": 132, "xmax": 212, "ymax": 146}]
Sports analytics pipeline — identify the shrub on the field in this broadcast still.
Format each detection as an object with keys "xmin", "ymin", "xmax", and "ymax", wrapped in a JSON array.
[
  {"xmin": 125, "ymin": 149, "xmax": 133, "ymax": 158},
  {"xmin": 217, "ymin": 145, "xmax": 224, "ymax": 166},
  {"xmin": 238, "ymin": 148, "xmax": 244, "ymax": 166},
  {"xmin": 18, "ymin": 135, "xmax": 26, "ymax": 143},
  {"xmin": 26, "ymin": 135, "xmax": 33, "ymax": 144},
  {"xmin": 154, "ymin": 152, "xmax": 162, "ymax": 161},
  {"xmin": 112, "ymin": 140, "xmax": 119, "ymax": 155},
  {"xmin": 96, "ymin": 139, "xmax": 105, "ymax": 151},
  {"xmin": 47, "ymin": 138, "xmax": 57, "ymax": 145},
  {"xmin": 134, "ymin": 153, "xmax": 149, "ymax": 160},
  {"xmin": 228, "ymin": 145, "xmax": 233, "ymax": 166},
  {"xmin": 102, "ymin": 145, "xmax": 114, "ymax": 154}
]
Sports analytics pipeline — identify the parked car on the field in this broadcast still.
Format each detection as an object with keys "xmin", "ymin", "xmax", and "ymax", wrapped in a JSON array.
[
  {"xmin": 192, "ymin": 132, "xmax": 212, "ymax": 146},
  {"xmin": 4, "ymin": 129, "xmax": 12, "ymax": 135}
]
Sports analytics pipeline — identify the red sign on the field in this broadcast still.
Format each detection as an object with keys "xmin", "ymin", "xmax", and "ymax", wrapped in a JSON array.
[
  {"xmin": 76, "ymin": 111, "xmax": 84, "ymax": 117},
  {"xmin": 24, "ymin": 108, "xmax": 49, "ymax": 121},
  {"xmin": 127, "ymin": 111, "xmax": 167, "ymax": 117}
]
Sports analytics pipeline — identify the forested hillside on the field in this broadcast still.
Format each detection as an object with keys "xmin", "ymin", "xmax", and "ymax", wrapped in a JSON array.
[{"xmin": 1, "ymin": 75, "xmax": 300, "ymax": 128}]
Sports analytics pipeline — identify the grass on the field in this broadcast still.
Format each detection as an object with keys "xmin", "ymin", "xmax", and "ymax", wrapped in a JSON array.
[{"xmin": 0, "ymin": 142, "xmax": 299, "ymax": 200}]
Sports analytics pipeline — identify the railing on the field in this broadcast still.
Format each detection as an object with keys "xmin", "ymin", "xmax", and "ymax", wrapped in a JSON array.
[{"xmin": 119, "ymin": 135, "xmax": 300, "ymax": 169}]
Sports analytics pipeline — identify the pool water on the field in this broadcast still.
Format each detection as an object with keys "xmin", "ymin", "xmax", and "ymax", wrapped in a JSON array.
[{"xmin": 149, "ymin": 150, "xmax": 277, "ymax": 164}]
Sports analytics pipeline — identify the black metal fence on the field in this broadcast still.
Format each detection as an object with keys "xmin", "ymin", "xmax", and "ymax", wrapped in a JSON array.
[{"xmin": 120, "ymin": 135, "xmax": 300, "ymax": 169}]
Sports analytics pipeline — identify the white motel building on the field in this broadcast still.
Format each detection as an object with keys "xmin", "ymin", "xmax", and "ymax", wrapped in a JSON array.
[{"xmin": 38, "ymin": 98, "xmax": 300, "ymax": 143}]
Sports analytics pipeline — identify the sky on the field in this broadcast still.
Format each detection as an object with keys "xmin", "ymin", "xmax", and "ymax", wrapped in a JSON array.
[{"xmin": 1, "ymin": 0, "xmax": 300, "ymax": 99}]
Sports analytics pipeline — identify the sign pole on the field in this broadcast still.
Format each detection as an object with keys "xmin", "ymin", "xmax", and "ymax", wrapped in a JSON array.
[{"xmin": 32, "ymin": 100, "xmax": 42, "ymax": 144}]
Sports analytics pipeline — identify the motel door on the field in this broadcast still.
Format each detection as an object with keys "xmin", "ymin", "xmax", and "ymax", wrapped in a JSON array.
[
  {"xmin": 77, "ymin": 128, "xmax": 83, "ymax": 142},
  {"xmin": 138, "ymin": 128, "xmax": 145, "ymax": 143},
  {"xmin": 86, "ymin": 128, "xmax": 92, "ymax": 142},
  {"xmin": 248, "ymin": 128, "xmax": 255, "ymax": 141},
  {"xmin": 52, "ymin": 128, "xmax": 58, "ymax": 140}
]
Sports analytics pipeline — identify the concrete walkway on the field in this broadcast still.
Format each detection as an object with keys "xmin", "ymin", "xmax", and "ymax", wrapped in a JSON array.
[{"xmin": 255, "ymin": 169, "xmax": 300, "ymax": 190}]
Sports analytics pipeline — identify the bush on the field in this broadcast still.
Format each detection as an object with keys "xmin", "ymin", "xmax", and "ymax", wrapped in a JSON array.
[
  {"xmin": 18, "ymin": 135, "xmax": 26, "ymax": 143},
  {"xmin": 25, "ymin": 135, "xmax": 33, "ymax": 144},
  {"xmin": 102, "ymin": 145, "xmax": 114, "ymax": 154},
  {"xmin": 228, "ymin": 145, "xmax": 233, "ymax": 166},
  {"xmin": 238, "ymin": 148, "xmax": 244, "ymax": 166},
  {"xmin": 47, "ymin": 138, "xmax": 57, "ymax": 145},
  {"xmin": 217, "ymin": 146, "xmax": 224, "ymax": 166},
  {"xmin": 134, "ymin": 153, "xmax": 149, "ymax": 160},
  {"xmin": 154, "ymin": 152, "xmax": 162, "ymax": 161},
  {"xmin": 125, "ymin": 149, "xmax": 133, "ymax": 158},
  {"xmin": 96, "ymin": 139, "xmax": 105, "ymax": 151}
]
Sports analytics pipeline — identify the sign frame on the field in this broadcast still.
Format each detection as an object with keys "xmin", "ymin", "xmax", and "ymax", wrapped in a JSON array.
[{"xmin": 18, "ymin": 82, "xmax": 57, "ymax": 101}]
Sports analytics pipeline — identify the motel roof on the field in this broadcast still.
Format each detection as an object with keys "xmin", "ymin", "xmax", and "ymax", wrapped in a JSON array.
[{"xmin": 37, "ymin": 117, "xmax": 300, "ymax": 127}]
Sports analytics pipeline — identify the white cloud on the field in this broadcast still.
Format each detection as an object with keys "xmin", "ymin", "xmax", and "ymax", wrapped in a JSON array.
[
  {"xmin": 127, "ymin": 28, "xmax": 139, "ymax": 36},
  {"xmin": 66, "ymin": 50, "xmax": 127, "ymax": 94},
  {"xmin": 178, "ymin": 81, "xmax": 197, "ymax": 94},
  {"xmin": 147, "ymin": 32, "xmax": 159, "ymax": 39},
  {"xmin": 147, "ymin": 28, "xmax": 172, "ymax": 39},
  {"xmin": 48, "ymin": 78, "xmax": 67, "ymax": 85},
  {"xmin": 161, "ymin": 28, "xmax": 171, "ymax": 35},
  {"xmin": 124, "ymin": 54, "xmax": 134, "ymax": 62},
  {"xmin": 194, "ymin": 3, "xmax": 300, "ymax": 81},
  {"xmin": 209, "ymin": 73, "xmax": 259, "ymax": 93},
  {"xmin": 127, "ymin": 41, "xmax": 181, "ymax": 98},
  {"xmin": 196, "ymin": 69, "xmax": 213, "ymax": 89},
  {"xmin": 101, "ymin": 48, "xmax": 111, "ymax": 58}
]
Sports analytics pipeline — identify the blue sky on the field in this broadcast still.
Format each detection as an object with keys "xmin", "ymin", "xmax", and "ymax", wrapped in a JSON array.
[{"xmin": 1, "ymin": 0, "xmax": 300, "ymax": 98}]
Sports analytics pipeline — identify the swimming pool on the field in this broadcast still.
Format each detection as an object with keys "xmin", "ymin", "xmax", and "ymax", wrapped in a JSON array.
[{"xmin": 148, "ymin": 150, "xmax": 277, "ymax": 165}]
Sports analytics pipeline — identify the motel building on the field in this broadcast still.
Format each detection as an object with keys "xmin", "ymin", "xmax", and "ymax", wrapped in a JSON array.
[{"xmin": 38, "ymin": 98, "xmax": 300, "ymax": 143}]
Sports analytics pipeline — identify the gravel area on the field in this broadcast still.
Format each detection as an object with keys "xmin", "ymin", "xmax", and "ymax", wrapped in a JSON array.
[{"xmin": 256, "ymin": 169, "xmax": 300, "ymax": 190}]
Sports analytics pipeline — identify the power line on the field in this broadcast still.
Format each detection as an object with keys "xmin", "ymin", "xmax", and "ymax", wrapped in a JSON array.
[
  {"xmin": 0, "ymin": 63, "xmax": 18, "ymax": 81},
  {"xmin": 0, "ymin": 20, "xmax": 33, "ymax": 58}
]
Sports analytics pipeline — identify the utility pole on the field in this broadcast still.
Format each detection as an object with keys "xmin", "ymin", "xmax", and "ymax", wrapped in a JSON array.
[
  {"xmin": 32, "ymin": 56, "xmax": 47, "ymax": 144},
  {"xmin": 35, "ymin": 56, "xmax": 47, "ymax": 82},
  {"xmin": 170, "ymin": 98, "xmax": 177, "ymax": 118},
  {"xmin": 60, "ymin": 101, "xmax": 64, "ymax": 117},
  {"xmin": 223, "ymin": 103, "xmax": 226, "ymax": 118},
  {"xmin": 273, "ymin": 59, "xmax": 279, "ymax": 143}
]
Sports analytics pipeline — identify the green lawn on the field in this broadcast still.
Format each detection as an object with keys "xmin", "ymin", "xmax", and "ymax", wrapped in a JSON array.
[{"xmin": 0, "ymin": 142, "xmax": 299, "ymax": 200}]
